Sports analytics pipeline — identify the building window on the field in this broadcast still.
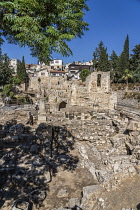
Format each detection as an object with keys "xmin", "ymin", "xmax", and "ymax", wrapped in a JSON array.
[
  {"xmin": 55, "ymin": 61, "xmax": 59, "ymax": 63},
  {"xmin": 51, "ymin": 66, "xmax": 54, "ymax": 69},
  {"xmin": 41, "ymin": 73, "xmax": 45, "ymax": 75}
]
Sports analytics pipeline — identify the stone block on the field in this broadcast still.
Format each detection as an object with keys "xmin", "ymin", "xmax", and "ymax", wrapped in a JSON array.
[
  {"xmin": 68, "ymin": 198, "xmax": 80, "ymax": 208},
  {"xmin": 82, "ymin": 185, "xmax": 100, "ymax": 201},
  {"xmin": 38, "ymin": 115, "xmax": 46, "ymax": 123},
  {"xmin": 57, "ymin": 189, "xmax": 68, "ymax": 198}
]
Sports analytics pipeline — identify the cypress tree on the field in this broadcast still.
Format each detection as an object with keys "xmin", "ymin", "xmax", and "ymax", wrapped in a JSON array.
[
  {"xmin": 17, "ymin": 56, "xmax": 27, "ymax": 83},
  {"xmin": 123, "ymin": 34, "xmax": 129, "ymax": 70},
  {"xmin": 117, "ymin": 35, "xmax": 130, "ymax": 81}
]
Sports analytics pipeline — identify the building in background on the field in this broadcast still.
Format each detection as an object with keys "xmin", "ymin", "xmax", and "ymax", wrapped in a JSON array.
[
  {"xmin": 38, "ymin": 59, "xmax": 63, "ymax": 71},
  {"xmin": 50, "ymin": 59, "xmax": 63, "ymax": 71},
  {"xmin": 50, "ymin": 70, "xmax": 65, "ymax": 77},
  {"xmin": 9, "ymin": 58, "xmax": 20, "ymax": 73},
  {"xmin": 68, "ymin": 62, "xmax": 93, "ymax": 79}
]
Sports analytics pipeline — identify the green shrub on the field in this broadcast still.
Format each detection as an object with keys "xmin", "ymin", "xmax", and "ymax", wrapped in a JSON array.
[
  {"xmin": 45, "ymin": 96, "xmax": 49, "ymax": 101},
  {"xmin": 9, "ymin": 91, "xmax": 15, "ymax": 99},
  {"xmin": 18, "ymin": 96, "xmax": 25, "ymax": 104},
  {"xmin": 80, "ymin": 69, "xmax": 91, "ymax": 82},
  {"xmin": 38, "ymin": 77, "xmax": 41, "ymax": 83},
  {"xmin": 12, "ymin": 76, "xmax": 21, "ymax": 85},
  {"xmin": 2, "ymin": 84, "xmax": 12, "ymax": 97}
]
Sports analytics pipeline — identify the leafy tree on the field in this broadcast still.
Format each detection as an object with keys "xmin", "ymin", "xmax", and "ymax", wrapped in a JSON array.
[
  {"xmin": 93, "ymin": 41, "xmax": 110, "ymax": 72},
  {"xmin": 80, "ymin": 69, "xmax": 91, "ymax": 82},
  {"xmin": 17, "ymin": 56, "xmax": 27, "ymax": 83},
  {"xmin": 0, "ymin": 0, "xmax": 89, "ymax": 63},
  {"xmin": 122, "ymin": 69, "xmax": 133, "ymax": 90},
  {"xmin": 0, "ymin": 44, "xmax": 13, "ymax": 86}
]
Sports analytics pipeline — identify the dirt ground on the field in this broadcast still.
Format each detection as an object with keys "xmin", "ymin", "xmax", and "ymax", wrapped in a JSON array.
[{"xmin": 99, "ymin": 175, "xmax": 140, "ymax": 210}]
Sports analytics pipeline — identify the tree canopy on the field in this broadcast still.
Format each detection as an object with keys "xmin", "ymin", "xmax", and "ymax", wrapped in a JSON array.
[
  {"xmin": 92, "ymin": 41, "xmax": 110, "ymax": 72},
  {"xmin": 0, "ymin": 0, "xmax": 89, "ymax": 63},
  {"xmin": 0, "ymin": 43, "xmax": 13, "ymax": 86}
]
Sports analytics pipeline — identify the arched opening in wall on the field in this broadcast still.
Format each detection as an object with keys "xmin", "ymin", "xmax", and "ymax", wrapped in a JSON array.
[
  {"xmin": 59, "ymin": 101, "xmax": 67, "ymax": 111},
  {"xmin": 97, "ymin": 74, "xmax": 101, "ymax": 87}
]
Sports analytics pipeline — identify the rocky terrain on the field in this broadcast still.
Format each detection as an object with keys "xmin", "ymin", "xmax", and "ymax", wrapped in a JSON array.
[
  {"xmin": 0, "ymin": 72, "xmax": 140, "ymax": 209},
  {"xmin": 0, "ymin": 106, "xmax": 140, "ymax": 210}
]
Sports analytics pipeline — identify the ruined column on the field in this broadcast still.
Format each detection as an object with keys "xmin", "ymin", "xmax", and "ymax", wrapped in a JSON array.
[{"xmin": 38, "ymin": 97, "xmax": 47, "ymax": 123}]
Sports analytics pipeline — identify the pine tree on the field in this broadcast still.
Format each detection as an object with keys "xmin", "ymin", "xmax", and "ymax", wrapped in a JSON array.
[
  {"xmin": 97, "ymin": 41, "xmax": 110, "ymax": 72},
  {"xmin": 110, "ymin": 50, "xmax": 118, "ymax": 71}
]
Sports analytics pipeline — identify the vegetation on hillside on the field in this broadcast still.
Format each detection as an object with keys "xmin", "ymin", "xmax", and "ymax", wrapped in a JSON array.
[{"xmin": 92, "ymin": 35, "xmax": 140, "ymax": 85}]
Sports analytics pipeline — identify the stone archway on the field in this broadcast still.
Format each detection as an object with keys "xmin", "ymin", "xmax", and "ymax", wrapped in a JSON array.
[{"xmin": 59, "ymin": 101, "xmax": 67, "ymax": 111}]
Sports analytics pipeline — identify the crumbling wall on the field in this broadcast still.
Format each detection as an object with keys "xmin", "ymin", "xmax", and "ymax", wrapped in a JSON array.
[{"xmin": 28, "ymin": 71, "xmax": 117, "ymax": 112}]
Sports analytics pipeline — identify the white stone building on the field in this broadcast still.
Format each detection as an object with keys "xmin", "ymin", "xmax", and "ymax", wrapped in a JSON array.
[{"xmin": 10, "ymin": 58, "xmax": 20, "ymax": 73}]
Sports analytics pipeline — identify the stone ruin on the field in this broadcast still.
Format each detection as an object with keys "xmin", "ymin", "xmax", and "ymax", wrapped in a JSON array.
[
  {"xmin": 29, "ymin": 71, "xmax": 117, "ymax": 114},
  {"xmin": 0, "ymin": 71, "xmax": 140, "ymax": 209}
]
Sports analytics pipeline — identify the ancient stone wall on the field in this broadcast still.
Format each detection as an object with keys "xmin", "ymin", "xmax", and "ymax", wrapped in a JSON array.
[{"xmin": 29, "ymin": 71, "xmax": 117, "ymax": 112}]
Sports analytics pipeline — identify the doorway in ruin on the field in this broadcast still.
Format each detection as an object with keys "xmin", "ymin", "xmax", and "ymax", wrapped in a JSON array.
[{"xmin": 59, "ymin": 101, "xmax": 67, "ymax": 111}]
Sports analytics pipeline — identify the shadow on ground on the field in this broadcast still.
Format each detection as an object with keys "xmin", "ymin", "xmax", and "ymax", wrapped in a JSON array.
[{"xmin": 0, "ymin": 121, "xmax": 78, "ymax": 209}]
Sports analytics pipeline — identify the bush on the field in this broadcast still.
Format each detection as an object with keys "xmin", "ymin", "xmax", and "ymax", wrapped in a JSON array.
[
  {"xmin": 12, "ymin": 76, "xmax": 21, "ymax": 85},
  {"xmin": 9, "ymin": 91, "xmax": 15, "ymax": 99},
  {"xmin": 45, "ymin": 96, "xmax": 49, "ymax": 101},
  {"xmin": 2, "ymin": 84, "xmax": 13, "ymax": 97},
  {"xmin": 18, "ymin": 96, "xmax": 25, "ymax": 104},
  {"xmin": 80, "ymin": 69, "xmax": 91, "ymax": 82}
]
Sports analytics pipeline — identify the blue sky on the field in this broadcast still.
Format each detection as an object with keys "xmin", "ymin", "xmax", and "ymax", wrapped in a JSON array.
[{"xmin": 2, "ymin": 0, "xmax": 140, "ymax": 64}]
